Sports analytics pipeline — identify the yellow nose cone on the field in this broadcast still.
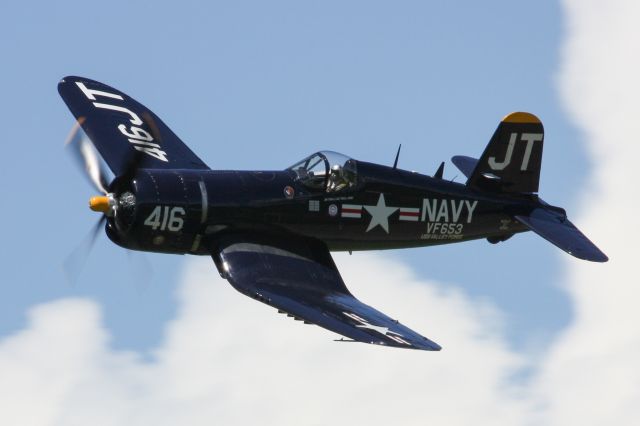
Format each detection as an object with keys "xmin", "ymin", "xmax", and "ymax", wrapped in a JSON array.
[{"xmin": 89, "ymin": 196, "xmax": 110, "ymax": 213}]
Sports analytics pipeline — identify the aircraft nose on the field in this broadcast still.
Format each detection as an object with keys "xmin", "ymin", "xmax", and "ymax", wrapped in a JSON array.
[{"xmin": 89, "ymin": 195, "xmax": 110, "ymax": 212}]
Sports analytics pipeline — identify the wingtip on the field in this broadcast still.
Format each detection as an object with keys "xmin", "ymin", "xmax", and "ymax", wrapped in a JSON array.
[
  {"xmin": 58, "ymin": 75, "xmax": 92, "ymax": 87},
  {"xmin": 59, "ymin": 75, "xmax": 78, "ymax": 85},
  {"xmin": 416, "ymin": 336, "xmax": 442, "ymax": 351},
  {"xmin": 58, "ymin": 75, "xmax": 80, "ymax": 92},
  {"xmin": 58, "ymin": 76, "xmax": 70, "ymax": 90},
  {"xmin": 427, "ymin": 340, "xmax": 442, "ymax": 351},
  {"xmin": 582, "ymin": 251, "xmax": 609, "ymax": 263},
  {"xmin": 568, "ymin": 245, "xmax": 609, "ymax": 263},
  {"xmin": 586, "ymin": 249, "xmax": 609, "ymax": 263}
]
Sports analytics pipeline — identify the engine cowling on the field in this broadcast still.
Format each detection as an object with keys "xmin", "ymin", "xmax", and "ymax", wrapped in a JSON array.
[{"xmin": 106, "ymin": 170, "xmax": 207, "ymax": 254}]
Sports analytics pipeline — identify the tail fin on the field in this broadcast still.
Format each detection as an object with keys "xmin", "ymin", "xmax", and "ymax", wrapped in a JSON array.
[
  {"xmin": 452, "ymin": 113, "xmax": 607, "ymax": 262},
  {"xmin": 457, "ymin": 112, "xmax": 544, "ymax": 193}
]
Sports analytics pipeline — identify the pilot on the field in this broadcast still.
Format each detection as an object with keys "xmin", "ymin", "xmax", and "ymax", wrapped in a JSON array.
[{"xmin": 328, "ymin": 164, "xmax": 348, "ymax": 192}]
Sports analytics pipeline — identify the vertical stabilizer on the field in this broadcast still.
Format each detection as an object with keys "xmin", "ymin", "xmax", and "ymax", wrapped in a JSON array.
[{"xmin": 466, "ymin": 112, "xmax": 544, "ymax": 193}]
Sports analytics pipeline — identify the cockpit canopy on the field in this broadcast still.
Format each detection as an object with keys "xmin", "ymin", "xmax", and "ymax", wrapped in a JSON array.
[{"xmin": 288, "ymin": 151, "xmax": 358, "ymax": 192}]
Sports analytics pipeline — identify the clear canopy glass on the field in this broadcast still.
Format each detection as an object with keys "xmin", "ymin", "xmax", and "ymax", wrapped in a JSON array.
[{"xmin": 288, "ymin": 151, "xmax": 357, "ymax": 192}]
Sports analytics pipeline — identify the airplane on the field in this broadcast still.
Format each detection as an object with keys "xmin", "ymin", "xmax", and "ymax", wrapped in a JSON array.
[{"xmin": 58, "ymin": 76, "xmax": 608, "ymax": 352}]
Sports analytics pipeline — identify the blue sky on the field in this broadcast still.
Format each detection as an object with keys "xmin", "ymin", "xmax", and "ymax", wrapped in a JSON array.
[
  {"xmin": 4, "ymin": 2, "xmax": 637, "ymax": 424},
  {"xmin": 0, "ymin": 0, "xmax": 575, "ymax": 350}
]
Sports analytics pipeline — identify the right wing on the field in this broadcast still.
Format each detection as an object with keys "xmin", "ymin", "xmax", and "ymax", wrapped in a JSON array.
[
  {"xmin": 58, "ymin": 76, "xmax": 209, "ymax": 176},
  {"xmin": 210, "ymin": 233, "xmax": 441, "ymax": 351}
]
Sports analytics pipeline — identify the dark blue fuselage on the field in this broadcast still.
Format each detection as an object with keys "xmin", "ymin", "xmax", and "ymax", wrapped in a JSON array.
[{"xmin": 106, "ymin": 160, "xmax": 531, "ymax": 255}]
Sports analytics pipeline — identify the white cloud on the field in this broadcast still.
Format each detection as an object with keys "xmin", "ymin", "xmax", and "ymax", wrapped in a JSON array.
[
  {"xmin": 0, "ymin": 255, "xmax": 531, "ymax": 426},
  {"xmin": 2, "ymin": 1, "xmax": 640, "ymax": 425},
  {"xmin": 531, "ymin": 1, "xmax": 640, "ymax": 424}
]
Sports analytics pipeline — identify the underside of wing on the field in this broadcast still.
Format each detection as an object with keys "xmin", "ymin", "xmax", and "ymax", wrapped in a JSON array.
[
  {"xmin": 210, "ymin": 233, "xmax": 441, "ymax": 351},
  {"xmin": 58, "ymin": 76, "xmax": 209, "ymax": 176}
]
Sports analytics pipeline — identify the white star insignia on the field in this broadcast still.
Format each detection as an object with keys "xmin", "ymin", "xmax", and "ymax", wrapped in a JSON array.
[
  {"xmin": 342, "ymin": 311, "xmax": 410, "ymax": 345},
  {"xmin": 363, "ymin": 193, "xmax": 398, "ymax": 233},
  {"xmin": 355, "ymin": 322, "xmax": 391, "ymax": 335}
]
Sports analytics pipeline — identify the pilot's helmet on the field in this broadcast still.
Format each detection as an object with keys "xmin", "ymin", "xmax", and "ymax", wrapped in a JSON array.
[
  {"xmin": 342, "ymin": 161, "xmax": 356, "ymax": 179},
  {"xmin": 331, "ymin": 164, "xmax": 343, "ymax": 175}
]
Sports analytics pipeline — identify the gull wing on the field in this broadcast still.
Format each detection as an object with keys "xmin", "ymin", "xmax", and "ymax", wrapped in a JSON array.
[
  {"xmin": 210, "ymin": 233, "xmax": 441, "ymax": 351},
  {"xmin": 58, "ymin": 76, "xmax": 209, "ymax": 176}
]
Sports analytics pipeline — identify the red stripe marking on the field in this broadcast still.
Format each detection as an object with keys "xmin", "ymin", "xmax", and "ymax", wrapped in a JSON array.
[
  {"xmin": 399, "ymin": 211, "xmax": 420, "ymax": 217},
  {"xmin": 342, "ymin": 208, "xmax": 362, "ymax": 214}
]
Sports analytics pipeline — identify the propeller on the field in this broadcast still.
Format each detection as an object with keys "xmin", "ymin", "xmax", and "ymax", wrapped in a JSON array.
[
  {"xmin": 63, "ymin": 215, "xmax": 106, "ymax": 285},
  {"xmin": 63, "ymin": 117, "xmax": 153, "ymax": 284},
  {"xmin": 63, "ymin": 120, "xmax": 113, "ymax": 282},
  {"xmin": 64, "ymin": 118, "xmax": 111, "ymax": 195}
]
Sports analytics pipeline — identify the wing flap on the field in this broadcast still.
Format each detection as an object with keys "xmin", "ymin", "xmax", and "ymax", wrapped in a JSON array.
[
  {"xmin": 514, "ymin": 208, "xmax": 608, "ymax": 262},
  {"xmin": 58, "ymin": 76, "xmax": 209, "ymax": 176},
  {"xmin": 212, "ymin": 234, "xmax": 441, "ymax": 351}
]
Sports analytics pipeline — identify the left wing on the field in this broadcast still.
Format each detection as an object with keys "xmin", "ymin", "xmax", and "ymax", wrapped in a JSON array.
[
  {"xmin": 210, "ymin": 233, "xmax": 441, "ymax": 351},
  {"xmin": 514, "ymin": 207, "xmax": 608, "ymax": 262}
]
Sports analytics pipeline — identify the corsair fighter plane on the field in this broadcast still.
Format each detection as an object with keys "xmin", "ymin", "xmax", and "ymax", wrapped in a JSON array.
[{"xmin": 59, "ymin": 76, "xmax": 608, "ymax": 351}]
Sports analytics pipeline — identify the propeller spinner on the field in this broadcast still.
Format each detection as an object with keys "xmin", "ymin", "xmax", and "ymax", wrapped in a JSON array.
[{"xmin": 89, "ymin": 194, "xmax": 116, "ymax": 215}]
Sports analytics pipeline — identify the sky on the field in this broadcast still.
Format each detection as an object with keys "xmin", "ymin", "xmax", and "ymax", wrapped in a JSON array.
[{"xmin": 0, "ymin": 1, "xmax": 638, "ymax": 425}]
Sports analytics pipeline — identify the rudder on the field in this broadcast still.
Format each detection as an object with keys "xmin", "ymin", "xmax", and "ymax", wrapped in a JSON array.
[{"xmin": 467, "ymin": 112, "xmax": 544, "ymax": 193}]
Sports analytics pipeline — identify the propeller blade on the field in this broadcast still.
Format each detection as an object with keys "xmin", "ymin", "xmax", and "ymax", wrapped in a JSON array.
[
  {"xmin": 63, "ymin": 215, "xmax": 106, "ymax": 284},
  {"xmin": 120, "ymin": 111, "xmax": 162, "ymax": 181},
  {"xmin": 118, "ymin": 149, "xmax": 144, "ymax": 185},
  {"xmin": 65, "ymin": 119, "xmax": 111, "ymax": 194}
]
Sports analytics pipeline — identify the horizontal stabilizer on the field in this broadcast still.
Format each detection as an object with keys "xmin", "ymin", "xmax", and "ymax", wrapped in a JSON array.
[
  {"xmin": 514, "ymin": 208, "xmax": 608, "ymax": 262},
  {"xmin": 451, "ymin": 155, "xmax": 479, "ymax": 179}
]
